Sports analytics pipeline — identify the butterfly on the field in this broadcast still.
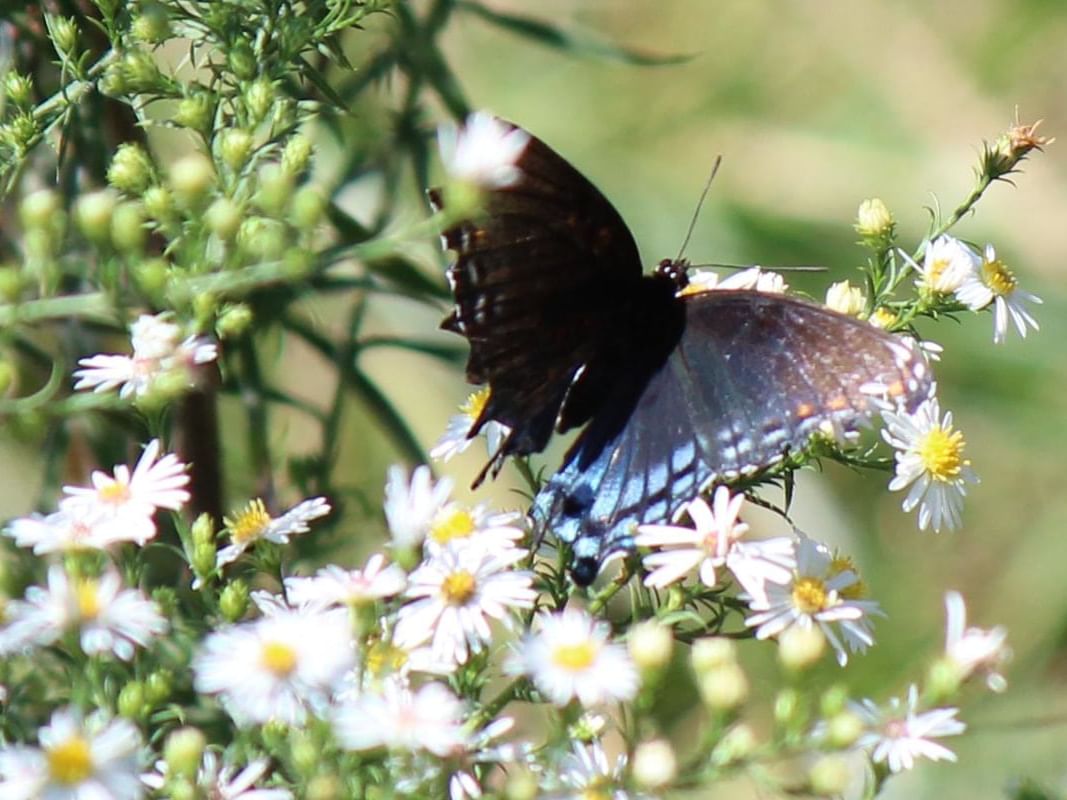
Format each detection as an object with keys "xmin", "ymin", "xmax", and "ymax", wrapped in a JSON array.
[{"xmin": 429, "ymin": 113, "xmax": 932, "ymax": 586}]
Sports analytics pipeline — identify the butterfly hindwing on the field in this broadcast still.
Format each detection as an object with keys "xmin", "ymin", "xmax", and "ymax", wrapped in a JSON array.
[{"xmin": 533, "ymin": 290, "xmax": 931, "ymax": 583}]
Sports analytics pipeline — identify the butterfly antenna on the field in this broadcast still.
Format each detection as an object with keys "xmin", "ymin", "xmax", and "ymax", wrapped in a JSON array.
[
  {"xmin": 675, "ymin": 155, "xmax": 723, "ymax": 265},
  {"xmin": 688, "ymin": 262, "xmax": 829, "ymax": 273}
]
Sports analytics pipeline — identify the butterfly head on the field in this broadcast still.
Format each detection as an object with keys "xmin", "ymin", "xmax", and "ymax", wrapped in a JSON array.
[{"xmin": 655, "ymin": 257, "xmax": 690, "ymax": 292}]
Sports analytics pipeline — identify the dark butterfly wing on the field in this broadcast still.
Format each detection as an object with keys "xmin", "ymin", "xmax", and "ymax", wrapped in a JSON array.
[
  {"xmin": 429, "ymin": 120, "xmax": 647, "ymax": 476},
  {"xmin": 533, "ymin": 290, "xmax": 932, "ymax": 585}
]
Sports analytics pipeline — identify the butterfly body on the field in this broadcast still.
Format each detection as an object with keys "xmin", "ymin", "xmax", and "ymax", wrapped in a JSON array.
[{"xmin": 431, "ymin": 115, "xmax": 931, "ymax": 584}]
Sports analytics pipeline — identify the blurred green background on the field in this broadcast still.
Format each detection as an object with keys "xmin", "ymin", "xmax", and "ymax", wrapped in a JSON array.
[{"xmin": 5, "ymin": 1, "xmax": 1067, "ymax": 796}]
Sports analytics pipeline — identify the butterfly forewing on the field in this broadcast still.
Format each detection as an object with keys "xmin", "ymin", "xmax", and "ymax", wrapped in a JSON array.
[{"xmin": 431, "ymin": 122, "xmax": 645, "ymax": 466}]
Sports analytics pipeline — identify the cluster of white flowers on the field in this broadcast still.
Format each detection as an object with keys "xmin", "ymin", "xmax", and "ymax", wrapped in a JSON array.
[
  {"xmin": 914, "ymin": 235, "xmax": 1042, "ymax": 344},
  {"xmin": 73, "ymin": 312, "xmax": 218, "ymax": 399}
]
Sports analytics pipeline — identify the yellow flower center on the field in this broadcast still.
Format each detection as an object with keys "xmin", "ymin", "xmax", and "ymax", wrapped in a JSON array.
[
  {"xmin": 365, "ymin": 640, "xmax": 408, "ymax": 677},
  {"xmin": 552, "ymin": 641, "xmax": 597, "ymax": 671},
  {"xmin": 226, "ymin": 499, "xmax": 271, "ymax": 544},
  {"xmin": 868, "ymin": 308, "xmax": 896, "ymax": 329},
  {"xmin": 580, "ymin": 783, "xmax": 612, "ymax": 800},
  {"xmin": 981, "ymin": 257, "xmax": 1017, "ymax": 297},
  {"xmin": 46, "ymin": 735, "xmax": 94, "ymax": 785},
  {"xmin": 75, "ymin": 579, "xmax": 101, "ymax": 620},
  {"xmin": 927, "ymin": 256, "xmax": 950, "ymax": 286},
  {"xmin": 461, "ymin": 387, "xmax": 491, "ymax": 420},
  {"xmin": 918, "ymin": 426, "xmax": 967, "ymax": 481},
  {"xmin": 792, "ymin": 577, "xmax": 829, "ymax": 614},
  {"xmin": 260, "ymin": 640, "xmax": 298, "ymax": 676},
  {"xmin": 98, "ymin": 480, "xmax": 130, "ymax": 505},
  {"xmin": 430, "ymin": 507, "xmax": 476, "ymax": 545},
  {"xmin": 442, "ymin": 570, "xmax": 477, "ymax": 605},
  {"xmin": 829, "ymin": 555, "xmax": 867, "ymax": 600}
]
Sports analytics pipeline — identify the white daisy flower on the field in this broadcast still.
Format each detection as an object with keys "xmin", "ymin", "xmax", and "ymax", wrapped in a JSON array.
[
  {"xmin": 394, "ymin": 543, "xmax": 536, "ymax": 665},
  {"xmin": 431, "ymin": 387, "xmax": 511, "ymax": 463},
  {"xmin": 955, "ymin": 244, "xmax": 1042, "ymax": 343},
  {"xmin": 914, "ymin": 235, "xmax": 979, "ymax": 294},
  {"xmin": 216, "ymin": 496, "xmax": 331, "ymax": 568},
  {"xmin": 852, "ymin": 685, "xmax": 965, "ymax": 773},
  {"xmin": 73, "ymin": 312, "xmax": 217, "ymax": 399},
  {"xmin": 438, "ymin": 112, "xmax": 531, "ymax": 189},
  {"xmin": 4, "ymin": 503, "xmax": 127, "ymax": 554},
  {"xmin": 193, "ymin": 605, "xmax": 354, "ymax": 726},
  {"xmin": 446, "ymin": 717, "xmax": 532, "ymax": 800},
  {"xmin": 943, "ymin": 590, "xmax": 1010, "ymax": 692},
  {"xmin": 424, "ymin": 502, "xmax": 527, "ymax": 558},
  {"xmin": 552, "ymin": 740, "xmax": 632, "ymax": 800},
  {"xmin": 3, "ymin": 566, "xmax": 167, "ymax": 660},
  {"xmin": 507, "ymin": 608, "xmax": 639, "ymax": 706},
  {"xmin": 141, "ymin": 752, "xmax": 292, "ymax": 800},
  {"xmin": 881, "ymin": 395, "xmax": 978, "ymax": 532},
  {"xmin": 745, "ymin": 536, "xmax": 883, "ymax": 666},
  {"xmin": 284, "ymin": 554, "xmax": 407, "ymax": 608},
  {"xmin": 333, "ymin": 681, "xmax": 468, "ymax": 757},
  {"xmin": 0, "ymin": 707, "xmax": 144, "ymax": 800},
  {"xmin": 635, "ymin": 486, "xmax": 794, "ymax": 604},
  {"xmin": 60, "ymin": 439, "xmax": 190, "ymax": 545},
  {"xmin": 682, "ymin": 266, "xmax": 788, "ymax": 296},
  {"xmin": 825, "ymin": 280, "xmax": 866, "ymax": 317},
  {"xmin": 384, "ymin": 465, "xmax": 454, "ymax": 549}
]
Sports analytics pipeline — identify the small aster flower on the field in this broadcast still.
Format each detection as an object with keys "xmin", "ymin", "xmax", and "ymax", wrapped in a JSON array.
[
  {"xmin": 424, "ymin": 502, "xmax": 527, "ymax": 558},
  {"xmin": 4, "ymin": 504, "xmax": 125, "ymax": 554},
  {"xmin": 825, "ymin": 280, "xmax": 866, "ymax": 316},
  {"xmin": 507, "ymin": 608, "xmax": 639, "ymax": 706},
  {"xmin": 384, "ymin": 465, "xmax": 454, "ymax": 549},
  {"xmin": 216, "ymin": 496, "xmax": 331, "ymax": 568},
  {"xmin": 73, "ymin": 312, "xmax": 217, "ymax": 399},
  {"xmin": 852, "ymin": 685, "xmax": 965, "ymax": 773},
  {"xmin": 438, "ymin": 112, "xmax": 531, "ymax": 189},
  {"xmin": 3, "ymin": 566, "xmax": 167, "ymax": 660},
  {"xmin": 914, "ymin": 235, "xmax": 979, "ymax": 294},
  {"xmin": 141, "ymin": 752, "xmax": 292, "ymax": 800},
  {"xmin": 394, "ymin": 543, "xmax": 536, "ymax": 665},
  {"xmin": 943, "ymin": 590, "xmax": 1010, "ymax": 692},
  {"xmin": 333, "ymin": 681, "xmax": 468, "ymax": 757},
  {"xmin": 552, "ymin": 740, "xmax": 631, "ymax": 800},
  {"xmin": 635, "ymin": 487, "xmax": 794, "ymax": 604},
  {"xmin": 881, "ymin": 395, "xmax": 978, "ymax": 532},
  {"xmin": 955, "ymin": 244, "xmax": 1042, "ymax": 343},
  {"xmin": 284, "ymin": 554, "xmax": 407, "ymax": 608},
  {"xmin": 0, "ymin": 707, "xmax": 143, "ymax": 800},
  {"xmin": 193, "ymin": 605, "xmax": 355, "ymax": 727},
  {"xmin": 682, "ymin": 266, "xmax": 787, "ymax": 296},
  {"xmin": 60, "ymin": 439, "xmax": 190, "ymax": 545},
  {"xmin": 745, "ymin": 536, "xmax": 883, "ymax": 666},
  {"xmin": 431, "ymin": 387, "xmax": 511, "ymax": 463},
  {"xmin": 447, "ymin": 718, "xmax": 532, "ymax": 800}
]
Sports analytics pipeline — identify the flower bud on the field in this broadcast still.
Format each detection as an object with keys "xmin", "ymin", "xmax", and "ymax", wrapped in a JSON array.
[
  {"xmin": 75, "ymin": 190, "xmax": 118, "ymax": 246},
  {"xmin": 778, "ymin": 622, "xmax": 826, "ymax": 670},
  {"xmin": 170, "ymin": 153, "xmax": 216, "ymax": 205},
  {"xmin": 825, "ymin": 710, "xmax": 864, "ymax": 749},
  {"xmin": 854, "ymin": 198, "xmax": 894, "ymax": 242},
  {"xmin": 151, "ymin": 586, "xmax": 178, "ymax": 616},
  {"xmin": 121, "ymin": 49, "xmax": 164, "ymax": 93},
  {"xmin": 809, "ymin": 754, "xmax": 851, "ymax": 796},
  {"xmin": 205, "ymin": 197, "xmax": 242, "ymax": 240},
  {"xmin": 143, "ymin": 186, "xmax": 176, "ymax": 224},
  {"xmin": 163, "ymin": 727, "xmax": 206, "ymax": 780},
  {"xmin": 628, "ymin": 619, "xmax": 673, "ymax": 673},
  {"xmin": 254, "ymin": 165, "xmax": 293, "ymax": 217},
  {"xmin": 216, "ymin": 303, "xmax": 253, "ymax": 339},
  {"xmin": 4, "ymin": 73, "xmax": 33, "ymax": 108},
  {"xmin": 691, "ymin": 637, "xmax": 736, "ymax": 675},
  {"xmin": 244, "ymin": 78, "xmax": 274, "ymax": 123},
  {"xmin": 219, "ymin": 129, "xmax": 254, "ymax": 171},
  {"xmin": 926, "ymin": 656, "xmax": 963, "ymax": 702},
  {"xmin": 868, "ymin": 307, "xmax": 896, "ymax": 329},
  {"xmin": 632, "ymin": 739, "xmax": 676, "ymax": 790},
  {"xmin": 290, "ymin": 185, "xmax": 325, "ymax": 230},
  {"xmin": 191, "ymin": 512, "xmax": 216, "ymax": 546},
  {"xmin": 698, "ymin": 662, "xmax": 749, "ymax": 711},
  {"xmin": 282, "ymin": 134, "xmax": 313, "ymax": 176},
  {"xmin": 145, "ymin": 669, "xmax": 173, "ymax": 705},
  {"xmin": 131, "ymin": 3, "xmax": 171, "ymax": 44},
  {"xmin": 174, "ymin": 92, "xmax": 215, "ymax": 133},
  {"xmin": 134, "ymin": 258, "xmax": 169, "ymax": 299},
  {"xmin": 117, "ymin": 680, "xmax": 146, "ymax": 719},
  {"xmin": 111, "ymin": 202, "xmax": 146, "ymax": 253},
  {"xmin": 219, "ymin": 579, "xmax": 249, "ymax": 622},
  {"xmin": 192, "ymin": 540, "xmax": 217, "ymax": 581},
  {"xmin": 819, "ymin": 685, "xmax": 849, "ymax": 717},
  {"xmin": 306, "ymin": 775, "xmax": 342, "ymax": 800},
  {"xmin": 773, "ymin": 687, "xmax": 802, "ymax": 728},
  {"xmin": 237, "ymin": 217, "xmax": 286, "ymax": 259},
  {"xmin": 824, "ymin": 280, "xmax": 865, "ymax": 318},
  {"xmin": 228, "ymin": 39, "xmax": 257, "ymax": 80},
  {"xmin": 711, "ymin": 723, "xmax": 756, "ymax": 765},
  {"xmin": 108, "ymin": 143, "xmax": 155, "ymax": 195},
  {"xmin": 48, "ymin": 16, "xmax": 79, "ymax": 58},
  {"xmin": 19, "ymin": 189, "xmax": 61, "ymax": 231}
]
